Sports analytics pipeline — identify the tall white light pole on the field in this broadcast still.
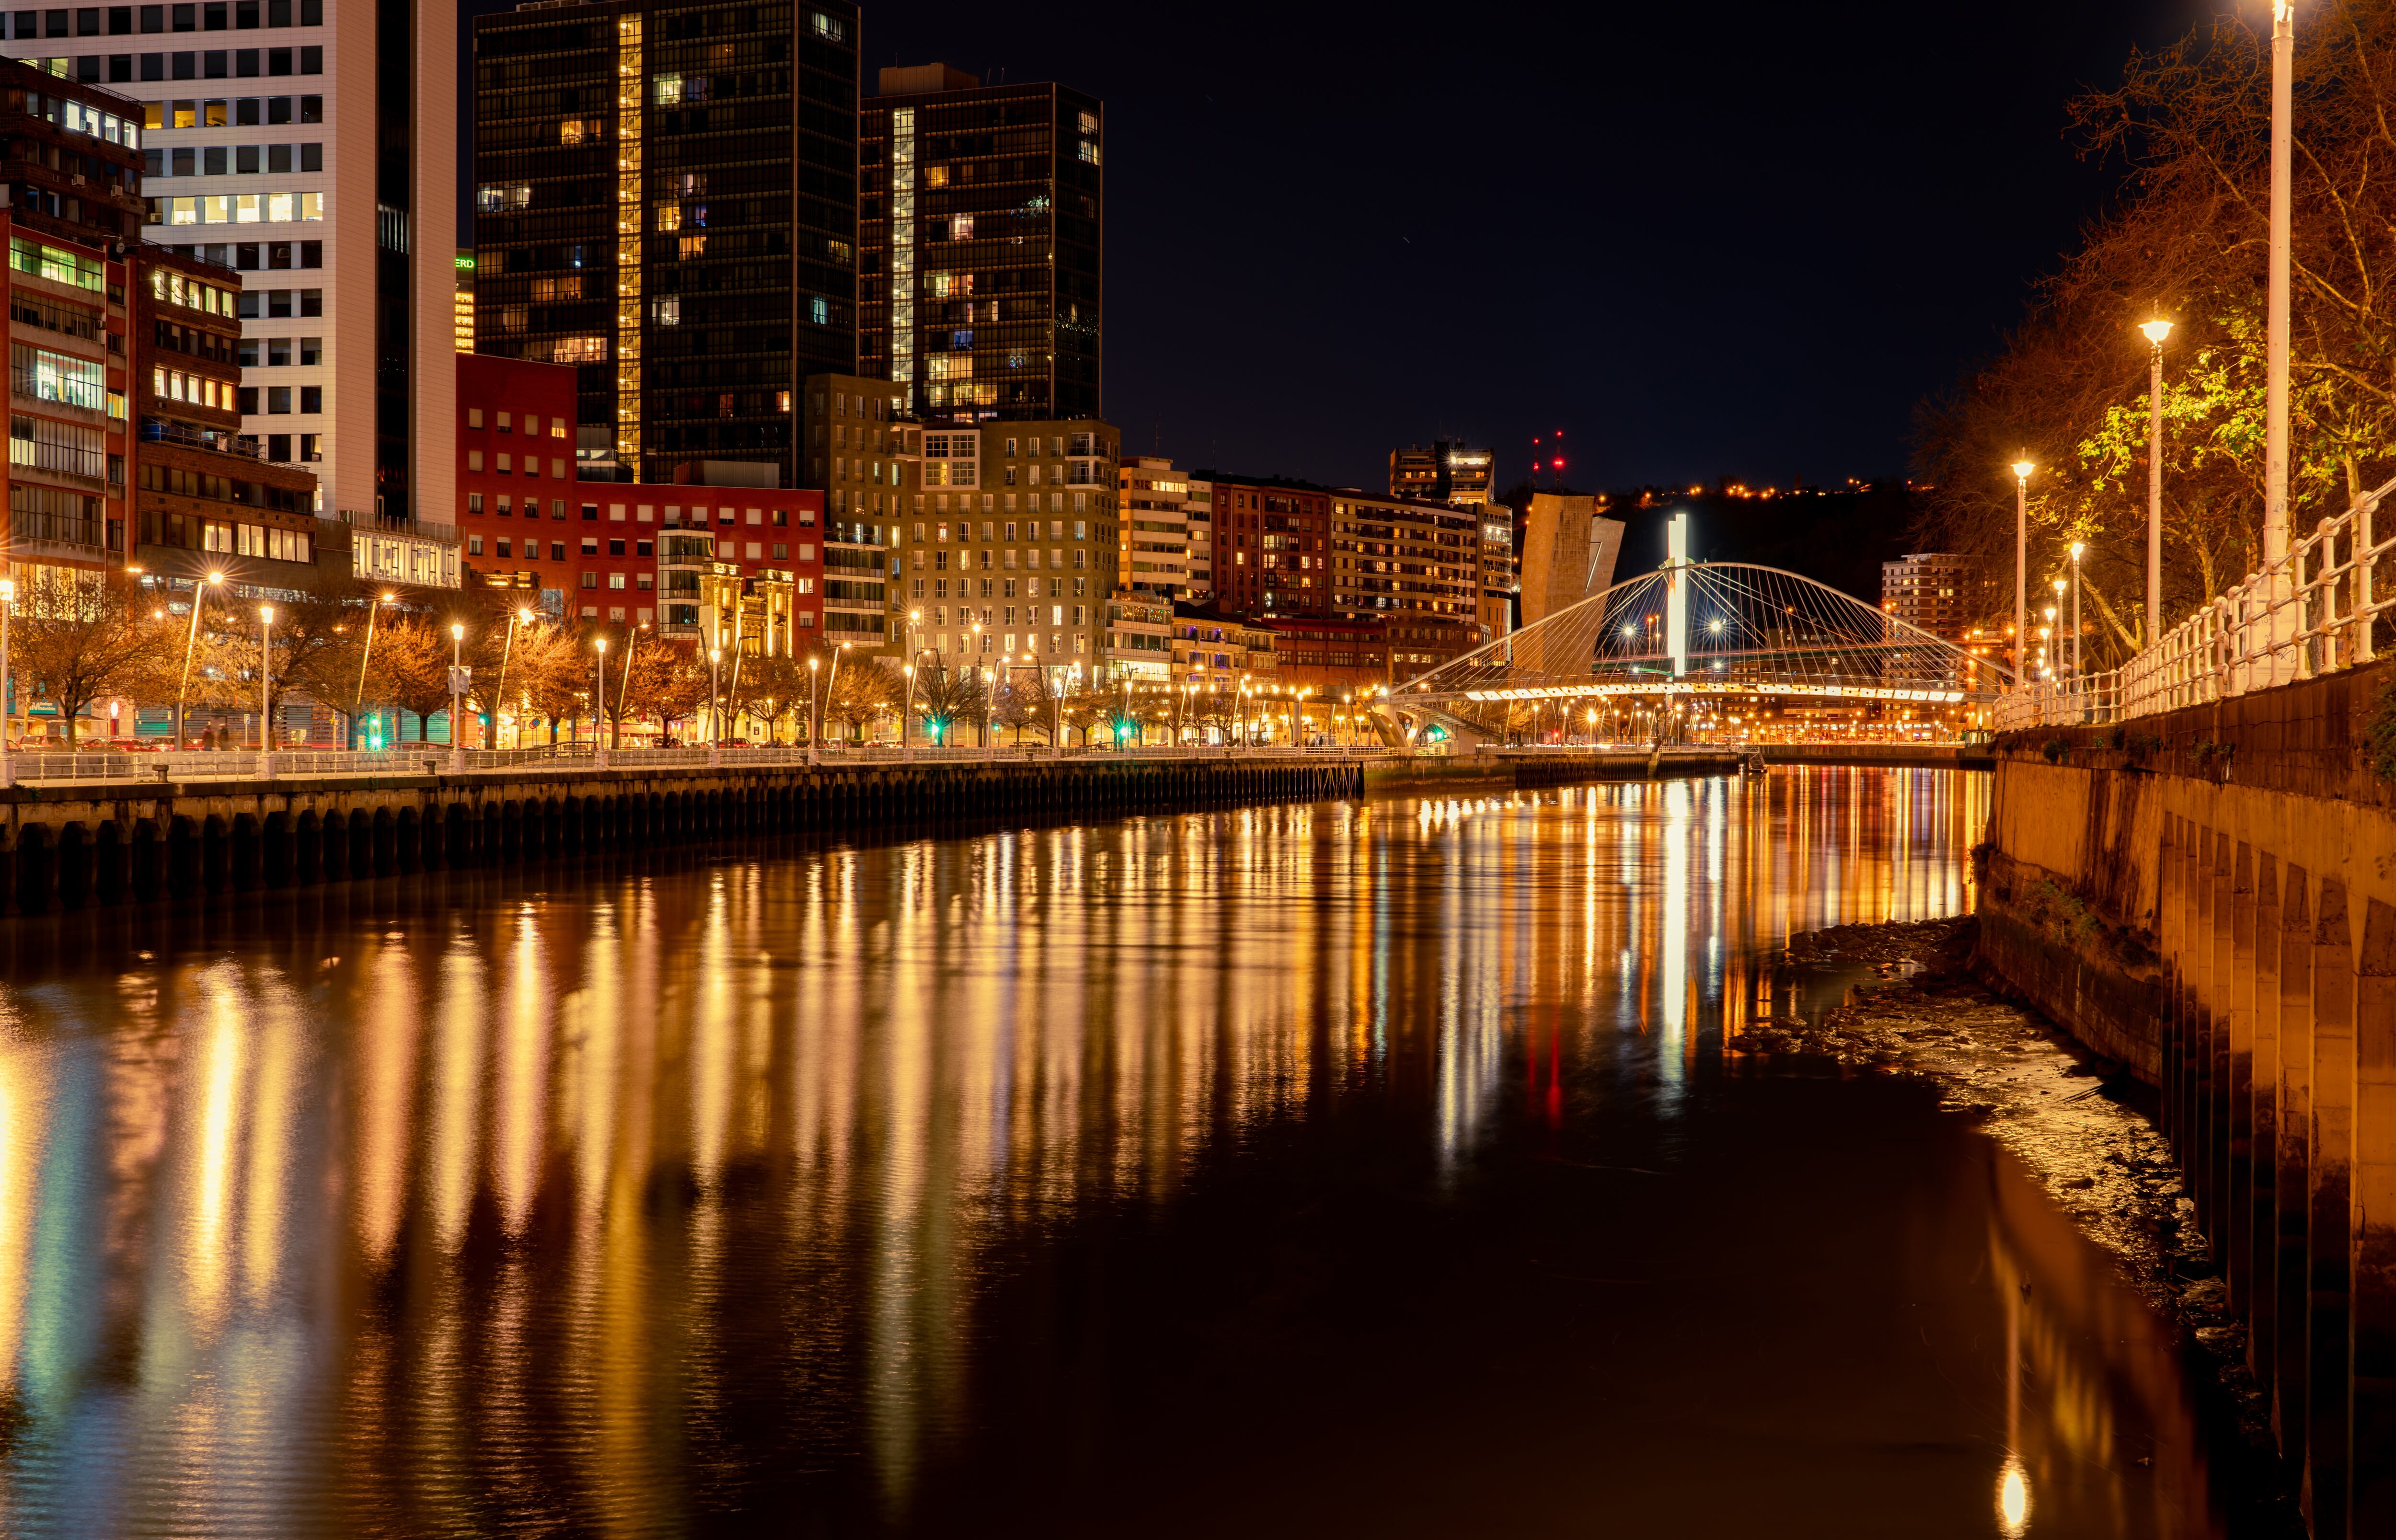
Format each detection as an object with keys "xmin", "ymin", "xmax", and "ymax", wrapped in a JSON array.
[
  {"xmin": 0, "ymin": 574, "xmax": 14, "ymax": 788},
  {"xmin": 806, "ymin": 655, "xmax": 820, "ymax": 767},
  {"xmin": 174, "ymin": 570, "xmax": 225, "ymax": 753},
  {"xmin": 2068, "ymin": 545, "xmax": 2084, "ymax": 679},
  {"xmin": 494, "ymin": 607, "xmax": 530, "ymax": 750},
  {"xmin": 2011, "ymin": 460, "xmax": 2034, "ymax": 690},
  {"xmin": 2140, "ymin": 320, "xmax": 2173, "ymax": 646},
  {"xmin": 593, "ymin": 636, "xmax": 610, "ymax": 770},
  {"xmin": 449, "ymin": 622, "xmax": 468, "ymax": 772},
  {"xmin": 2266, "ymin": 0, "xmax": 2294, "ymax": 670},
  {"xmin": 256, "ymin": 604, "xmax": 276, "ymax": 778},
  {"xmin": 708, "ymin": 645, "xmax": 722, "ymax": 764}
]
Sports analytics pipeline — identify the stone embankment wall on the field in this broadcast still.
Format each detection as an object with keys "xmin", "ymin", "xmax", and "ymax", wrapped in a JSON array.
[
  {"xmin": 1978, "ymin": 662, "xmax": 2396, "ymax": 1538},
  {"xmin": 0, "ymin": 757, "xmax": 1363, "ymax": 916}
]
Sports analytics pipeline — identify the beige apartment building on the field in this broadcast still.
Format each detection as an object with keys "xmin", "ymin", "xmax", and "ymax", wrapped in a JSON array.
[{"xmin": 889, "ymin": 418, "xmax": 1124, "ymax": 675}]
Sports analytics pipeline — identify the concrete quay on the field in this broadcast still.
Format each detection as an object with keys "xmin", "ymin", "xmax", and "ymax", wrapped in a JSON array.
[{"xmin": 1977, "ymin": 661, "xmax": 2396, "ymax": 1537}]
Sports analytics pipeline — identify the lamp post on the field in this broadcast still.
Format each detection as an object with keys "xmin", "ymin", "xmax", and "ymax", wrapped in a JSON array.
[
  {"xmin": 2140, "ymin": 320, "xmax": 2173, "ymax": 647},
  {"xmin": 256, "ymin": 603, "xmax": 276, "ymax": 778},
  {"xmin": 2067, "ymin": 545, "xmax": 2084, "ymax": 680},
  {"xmin": 2011, "ymin": 460, "xmax": 2033, "ymax": 690},
  {"xmin": 901, "ymin": 662, "xmax": 917, "ymax": 762},
  {"xmin": 448, "ymin": 621, "xmax": 468, "ymax": 771},
  {"xmin": 823, "ymin": 639, "xmax": 849, "ymax": 754},
  {"xmin": 708, "ymin": 645, "xmax": 722, "ymax": 765},
  {"xmin": 174, "ymin": 569, "xmax": 225, "ymax": 755},
  {"xmin": 2265, "ymin": 0, "xmax": 2294, "ymax": 661},
  {"xmin": 0, "ymin": 574, "xmax": 13, "ymax": 788},
  {"xmin": 593, "ymin": 636, "xmax": 610, "ymax": 770},
  {"xmin": 806, "ymin": 654, "xmax": 820, "ymax": 766},
  {"xmin": 351, "ymin": 588, "xmax": 394, "ymax": 752},
  {"xmin": 493, "ymin": 607, "xmax": 531, "ymax": 751}
]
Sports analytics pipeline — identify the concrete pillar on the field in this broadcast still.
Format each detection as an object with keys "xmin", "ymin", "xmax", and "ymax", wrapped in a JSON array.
[
  {"xmin": 2208, "ymin": 830, "xmax": 2236, "ymax": 1253},
  {"xmin": 200, "ymin": 816, "xmax": 230, "ymax": 894},
  {"xmin": 94, "ymin": 820, "xmax": 127, "ymax": 905},
  {"xmin": 2232, "ymin": 840, "xmax": 2259, "ymax": 1306},
  {"xmin": 53, "ymin": 822, "xmax": 89, "ymax": 908},
  {"xmin": 2353, "ymin": 896, "xmax": 2396, "ymax": 1535},
  {"xmin": 2271, "ymin": 862, "xmax": 2310, "ymax": 1485},
  {"xmin": 2254, "ymin": 850, "xmax": 2285, "ymax": 1395},
  {"xmin": 230, "ymin": 814, "xmax": 261, "ymax": 890},
  {"xmin": 2162, "ymin": 815, "xmax": 2184, "ymax": 1140},
  {"xmin": 2308, "ymin": 876, "xmax": 2354, "ymax": 1538},
  {"xmin": 2189, "ymin": 824, "xmax": 2217, "ymax": 1204}
]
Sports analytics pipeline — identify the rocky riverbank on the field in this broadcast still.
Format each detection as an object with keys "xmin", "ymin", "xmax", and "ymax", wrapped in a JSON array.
[{"xmin": 1749, "ymin": 916, "xmax": 2282, "ymax": 1465}]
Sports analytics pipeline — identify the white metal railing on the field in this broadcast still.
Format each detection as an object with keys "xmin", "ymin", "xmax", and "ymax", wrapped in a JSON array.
[
  {"xmin": 0, "ymin": 740, "xmax": 1390, "ymax": 784},
  {"xmin": 1992, "ymin": 473, "xmax": 2396, "ymax": 731}
]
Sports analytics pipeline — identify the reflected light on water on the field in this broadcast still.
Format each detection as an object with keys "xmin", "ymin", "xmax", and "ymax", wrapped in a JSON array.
[
  {"xmin": 0, "ymin": 767, "xmax": 2245, "ymax": 1538},
  {"xmin": 2000, "ymin": 1456, "xmax": 2033, "ymax": 1538}
]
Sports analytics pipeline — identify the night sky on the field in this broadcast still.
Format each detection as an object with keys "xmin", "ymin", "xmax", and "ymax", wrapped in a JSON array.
[{"xmin": 459, "ymin": 0, "xmax": 2204, "ymax": 495}]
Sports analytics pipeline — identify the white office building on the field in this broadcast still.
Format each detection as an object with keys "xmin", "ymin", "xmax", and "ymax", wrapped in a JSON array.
[{"xmin": 10, "ymin": 0, "xmax": 455, "ymax": 540}]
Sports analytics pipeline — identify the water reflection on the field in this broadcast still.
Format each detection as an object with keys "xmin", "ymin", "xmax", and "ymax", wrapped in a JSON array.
[{"xmin": 0, "ymin": 768, "xmax": 2236, "ymax": 1535}]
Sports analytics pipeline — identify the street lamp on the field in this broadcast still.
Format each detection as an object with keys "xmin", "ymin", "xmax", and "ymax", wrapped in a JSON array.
[
  {"xmin": 2066, "ymin": 545, "xmax": 2084, "ymax": 680},
  {"xmin": 175, "ymin": 570, "xmax": 226, "ymax": 753},
  {"xmin": 2140, "ymin": 319, "xmax": 2173, "ymax": 647},
  {"xmin": 0, "ymin": 574, "xmax": 14, "ymax": 787},
  {"xmin": 448, "ymin": 622, "xmax": 468, "ymax": 771},
  {"xmin": 708, "ymin": 645, "xmax": 722, "ymax": 757},
  {"xmin": 2265, "ymin": 0, "xmax": 2294, "ymax": 635},
  {"xmin": 256, "ymin": 603, "xmax": 276, "ymax": 777},
  {"xmin": 2010, "ymin": 460, "xmax": 2033, "ymax": 690},
  {"xmin": 806, "ymin": 654, "xmax": 821, "ymax": 766},
  {"xmin": 494, "ymin": 607, "xmax": 532, "ymax": 750},
  {"xmin": 593, "ymin": 635, "xmax": 610, "ymax": 769},
  {"xmin": 352, "ymin": 589, "xmax": 395, "ymax": 751}
]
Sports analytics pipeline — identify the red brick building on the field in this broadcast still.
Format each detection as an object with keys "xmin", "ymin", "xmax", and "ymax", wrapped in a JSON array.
[
  {"xmin": 455, "ymin": 354, "xmax": 826, "ymax": 646},
  {"xmin": 1199, "ymin": 472, "xmax": 1333, "ymax": 621}
]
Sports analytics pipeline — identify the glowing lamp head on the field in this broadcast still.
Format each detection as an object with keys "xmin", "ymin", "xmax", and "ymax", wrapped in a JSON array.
[
  {"xmin": 260, "ymin": 604, "xmax": 275, "ymax": 624},
  {"xmin": 709, "ymin": 648, "xmax": 720, "ymax": 663},
  {"xmin": 451, "ymin": 623, "xmax": 465, "ymax": 641},
  {"xmin": 595, "ymin": 638, "xmax": 608, "ymax": 655},
  {"xmin": 2139, "ymin": 319, "xmax": 2174, "ymax": 346},
  {"xmin": 2011, "ymin": 460, "xmax": 2035, "ymax": 483},
  {"xmin": 206, "ymin": 570, "xmax": 224, "ymax": 585},
  {"xmin": 518, "ymin": 607, "xmax": 534, "ymax": 624}
]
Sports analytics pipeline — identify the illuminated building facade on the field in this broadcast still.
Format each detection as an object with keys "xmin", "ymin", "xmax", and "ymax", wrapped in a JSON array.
[
  {"xmin": 472, "ymin": 0, "xmax": 861, "ymax": 487},
  {"xmin": 455, "ymin": 352, "xmax": 824, "ymax": 637},
  {"xmin": 858, "ymin": 65, "xmax": 1101, "ymax": 424},
  {"xmin": 83, "ymin": 0, "xmax": 459, "ymax": 535},
  {"xmin": 453, "ymin": 246, "xmax": 472, "ymax": 353},
  {"xmin": 1388, "ymin": 440, "xmax": 1492, "ymax": 505},
  {"xmin": 1117, "ymin": 454, "xmax": 1190, "ymax": 599}
]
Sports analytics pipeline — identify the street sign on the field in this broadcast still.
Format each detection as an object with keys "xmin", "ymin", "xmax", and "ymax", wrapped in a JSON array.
[{"xmin": 449, "ymin": 666, "xmax": 472, "ymax": 694}]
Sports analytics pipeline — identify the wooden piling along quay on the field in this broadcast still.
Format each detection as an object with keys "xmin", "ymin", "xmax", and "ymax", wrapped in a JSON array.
[
  {"xmin": 0, "ymin": 757, "xmax": 1366, "ymax": 917},
  {"xmin": 1977, "ymin": 662, "xmax": 2396, "ymax": 1538}
]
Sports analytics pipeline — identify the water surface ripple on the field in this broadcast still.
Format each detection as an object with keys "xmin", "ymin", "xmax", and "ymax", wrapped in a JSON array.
[{"xmin": 0, "ymin": 769, "xmax": 2237, "ymax": 1536}]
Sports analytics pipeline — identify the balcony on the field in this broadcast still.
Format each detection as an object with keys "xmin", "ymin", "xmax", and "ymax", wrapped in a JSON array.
[
  {"xmin": 141, "ymin": 417, "xmax": 263, "ymax": 460},
  {"xmin": 333, "ymin": 506, "xmax": 459, "ymax": 547}
]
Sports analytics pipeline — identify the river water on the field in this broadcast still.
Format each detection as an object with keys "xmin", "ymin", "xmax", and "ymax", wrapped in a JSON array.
[{"xmin": 0, "ymin": 768, "xmax": 2252, "ymax": 1537}]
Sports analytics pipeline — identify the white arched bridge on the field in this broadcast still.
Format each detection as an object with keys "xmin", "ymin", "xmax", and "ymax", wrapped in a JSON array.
[{"xmin": 1380, "ymin": 554, "xmax": 2015, "ymax": 746}]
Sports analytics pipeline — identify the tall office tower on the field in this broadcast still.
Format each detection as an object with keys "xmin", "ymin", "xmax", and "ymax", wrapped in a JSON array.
[
  {"xmin": 50, "ymin": 0, "xmax": 458, "ymax": 533},
  {"xmin": 474, "ymin": 0, "xmax": 861, "ymax": 488},
  {"xmin": 858, "ymin": 64, "xmax": 1101, "ymax": 424}
]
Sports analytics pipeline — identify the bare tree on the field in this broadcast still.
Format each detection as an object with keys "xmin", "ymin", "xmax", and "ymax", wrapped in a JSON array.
[
  {"xmin": 7, "ymin": 571, "xmax": 164, "ymax": 747},
  {"xmin": 1913, "ymin": 0, "xmax": 2396, "ymax": 668}
]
